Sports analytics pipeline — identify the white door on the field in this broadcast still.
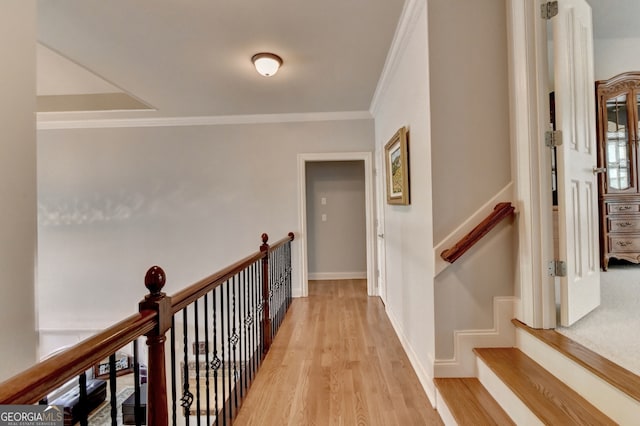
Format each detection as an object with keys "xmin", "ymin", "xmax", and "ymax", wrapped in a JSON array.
[
  {"xmin": 553, "ymin": 0, "xmax": 600, "ymax": 326},
  {"xmin": 375, "ymin": 150, "xmax": 387, "ymax": 303}
]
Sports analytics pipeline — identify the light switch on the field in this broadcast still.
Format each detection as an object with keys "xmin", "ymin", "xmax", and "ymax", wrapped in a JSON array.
[
  {"xmin": 321, "ymin": 214, "xmax": 327, "ymax": 222},
  {"xmin": 321, "ymin": 197, "xmax": 327, "ymax": 205}
]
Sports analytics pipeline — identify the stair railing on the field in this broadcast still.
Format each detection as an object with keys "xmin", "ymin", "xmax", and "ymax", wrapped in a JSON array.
[
  {"xmin": 440, "ymin": 202, "xmax": 515, "ymax": 263},
  {"xmin": 0, "ymin": 232, "xmax": 295, "ymax": 426}
]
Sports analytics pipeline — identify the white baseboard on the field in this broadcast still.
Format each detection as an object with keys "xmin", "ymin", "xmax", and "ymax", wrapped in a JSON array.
[
  {"xmin": 434, "ymin": 297, "xmax": 516, "ymax": 377},
  {"xmin": 385, "ymin": 306, "xmax": 437, "ymax": 406},
  {"xmin": 307, "ymin": 272, "xmax": 366, "ymax": 280}
]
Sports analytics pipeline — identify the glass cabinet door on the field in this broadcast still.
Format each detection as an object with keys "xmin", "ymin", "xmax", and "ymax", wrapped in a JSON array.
[{"xmin": 605, "ymin": 94, "xmax": 632, "ymax": 191}]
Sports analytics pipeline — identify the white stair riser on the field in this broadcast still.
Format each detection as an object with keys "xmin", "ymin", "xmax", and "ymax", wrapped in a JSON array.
[
  {"xmin": 475, "ymin": 355, "xmax": 543, "ymax": 426},
  {"xmin": 516, "ymin": 327, "xmax": 640, "ymax": 425}
]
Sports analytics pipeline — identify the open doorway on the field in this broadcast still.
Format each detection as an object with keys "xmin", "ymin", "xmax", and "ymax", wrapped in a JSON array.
[
  {"xmin": 305, "ymin": 161, "xmax": 367, "ymax": 281},
  {"xmin": 297, "ymin": 152, "xmax": 376, "ymax": 297}
]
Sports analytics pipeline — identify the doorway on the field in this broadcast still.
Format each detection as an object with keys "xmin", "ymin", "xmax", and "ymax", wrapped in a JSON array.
[{"xmin": 297, "ymin": 152, "xmax": 376, "ymax": 297}]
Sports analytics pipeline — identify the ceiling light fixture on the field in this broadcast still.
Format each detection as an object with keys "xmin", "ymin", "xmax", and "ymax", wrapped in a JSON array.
[{"xmin": 251, "ymin": 52, "xmax": 283, "ymax": 77}]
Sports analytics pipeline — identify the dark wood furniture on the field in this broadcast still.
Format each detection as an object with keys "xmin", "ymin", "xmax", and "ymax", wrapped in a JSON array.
[
  {"xmin": 50, "ymin": 379, "xmax": 107, "ymax": 426},
  {"xmin": 596, "ymin": 72, "xmax": 640, "ymax": 270},
  {"xmin": 122, "ymin": 384, "xmax": 147, "ymax": 425}
]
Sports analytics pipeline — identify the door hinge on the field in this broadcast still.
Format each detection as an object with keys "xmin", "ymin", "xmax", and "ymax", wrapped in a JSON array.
[
  {"xmin": 545, "ymin": 130, "xmax": 563, "ymax": 147},
  {"xmin": 548, "ymin": 260, "xmax": 566, "ymax": 277},
  {"xmin": 541, "ymin": 1, "xmax": 558, "ymax": 20}
]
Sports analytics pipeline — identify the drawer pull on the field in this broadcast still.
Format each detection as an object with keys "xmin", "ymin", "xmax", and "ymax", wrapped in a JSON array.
[
  {"xmin": 618, "ymin": 206, "xmax": 632, "ymax": 211},
  {"xmin": 617, "ymin": 222, "xmax": 633, "ymax": 228},
  {"xmin": 616, "ymin": 241, "xmax": 633, "ymax": 247}
]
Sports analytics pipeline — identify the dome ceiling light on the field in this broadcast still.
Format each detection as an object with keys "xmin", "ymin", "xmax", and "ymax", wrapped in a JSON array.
[{"xmin": 251, "ymin": 52, "xmax": 283, "ymax": 77}]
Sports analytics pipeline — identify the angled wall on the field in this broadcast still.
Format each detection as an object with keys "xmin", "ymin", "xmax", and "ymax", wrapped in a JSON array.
[{"xmin": 0, "ymin": 0, "xmax": 38, "ymax": 381}]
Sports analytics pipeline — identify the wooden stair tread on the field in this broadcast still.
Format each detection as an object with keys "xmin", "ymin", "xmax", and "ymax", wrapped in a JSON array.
[
  {"xmin": 474, "ymin": 348, "xmax": 616, "ymax": 425},
  {"xmin": 512, "ymin": 318, "xmax": 640, "ymax": 403},
  {"xmin": 434, "ymin": 378, "xmax": 514, "ymax": 426}
]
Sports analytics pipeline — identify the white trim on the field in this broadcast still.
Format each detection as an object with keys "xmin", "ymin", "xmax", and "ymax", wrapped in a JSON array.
[
  {"xmin": 433, "ymin": 183, "xmax": 514, "ymax": 277},
  {"xmin": 369, "ymin": 0, "xmax": 426, "ymax": 116},
  {"xmin": 516, "ymin": 327, "xmax": 640, "ymax": 425},
  {"xmin": 434, "ymin": 386, "xmax": 458, "ymax": 426},
  {"xmin": 476, "ymin": 355, "xmax": 543, "ymax": 425},
  {"xmin": 307, "ymin": 272, "xmax": 367, "ymax": 280},
  {"xmin": 433, "ymin": 297, "xmax": 517, "ymax": 378},
  {"xmin": 506, "ymin": 0, "xmax": 556, "ymax": 329},
  {"xmin": 37, "ymin": 110, "xmax": 372, "ymax": 130},
  {"xmin": 297, "ymin": 152, "xmax": 376, "ymax": 297},
  {"xmin": 386, "ymin": 305, "xmax": 437, "ymax": 407}
]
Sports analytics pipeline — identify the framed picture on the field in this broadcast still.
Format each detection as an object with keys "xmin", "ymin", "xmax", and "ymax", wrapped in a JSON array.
[{"xmin": 384, "ymin": 127, "xmax": 410, "ymax": 205}]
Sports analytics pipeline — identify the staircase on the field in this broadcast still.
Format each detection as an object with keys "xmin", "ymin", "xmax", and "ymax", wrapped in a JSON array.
[{"xmin": 435, "ymin": 320, "xmax": 640, "ymax": 425}]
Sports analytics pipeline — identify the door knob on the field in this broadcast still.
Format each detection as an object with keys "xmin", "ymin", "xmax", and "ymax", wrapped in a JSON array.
[
  {"xmin": 592, "ymin": 167, "xmax": 606, "ymax": 175},
  {"xmin": 377, "ymin": 234, "xmax": 384, "ymax": 238}
]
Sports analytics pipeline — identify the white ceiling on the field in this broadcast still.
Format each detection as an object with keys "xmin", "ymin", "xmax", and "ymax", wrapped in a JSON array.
[
  {"xmin": 587, "ymin": 0, "xmax": 640, "ymax": 39},
  {"xmin": 37, "ymin": 0, "xmax": 405, "ymax": 118}
]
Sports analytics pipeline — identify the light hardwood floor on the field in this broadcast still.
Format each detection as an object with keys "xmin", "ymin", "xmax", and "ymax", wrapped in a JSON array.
[{"xmin": 234, "ymin": 279, "xmax": 442, "ymax": 426}]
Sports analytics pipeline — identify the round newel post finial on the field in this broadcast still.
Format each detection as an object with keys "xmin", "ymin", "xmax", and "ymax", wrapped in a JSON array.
[
  {"xmin": 145, "ymin": 266, "xmax": 166, "ymax": 295},
  {"xmin": 261, "ymin": 233, "xmax": 269, "ymax": 244}
]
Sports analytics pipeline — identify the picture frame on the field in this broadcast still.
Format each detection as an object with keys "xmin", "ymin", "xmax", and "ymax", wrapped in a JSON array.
[{"xmin": 384, "ymin": 127, "xmax": 410, "ymax": 205}]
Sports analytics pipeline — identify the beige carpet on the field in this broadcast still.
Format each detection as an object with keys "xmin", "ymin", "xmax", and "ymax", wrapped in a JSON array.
[
  {"xmin": 87, "ymin": 387, "xmax": 134, "ymax": 426},
  {"xmin": 556, "ymin": 261, "xmax": 640, "ymax": 376}
]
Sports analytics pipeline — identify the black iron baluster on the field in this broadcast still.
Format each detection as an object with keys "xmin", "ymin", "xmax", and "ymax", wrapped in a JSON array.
[
  {"xmin": 225, "ymin": 278, "xmax": 233, "ymax": 421},
  {"xmin": 220, "ymin": 281, "xmax": 227, "ymax": 426},
  {"xmin": 133, "ymin": 339, "xmax": 142, "ymax": 426},
  {"xmin": 241, "ymin": 267, "xmax": 247, "ymax": 396},
  {"xmin": 204, "ymin": 292, "xmax": 211, "ymax": 426},
  {"xmin": 109, "ymin": 354, "xmax": 117, "ymax": 426},
  {"xmin": 78, "ymin": 372, "xmax": 88, "ymax": 426},
  {"xmin": 182, "ymin": 309, "xmax": 193, "ymax": 425},
  {"xmin": 170, "ymin": 316, "xmax": 177, "ymax": 426},
  {"xmin": 231, "ymin": 274, "xmax": 238, "ymax": 413},
  {"xmin": 211, "ymin": 288, "xmax": 220, "ymax": 426},
  {"xmin": 287, "ymin": 241, "xmax": 292, "ymax": 309},
  {"xmin": 194, "ymin": 300, "xmax": 202, "ymax": 425},
  {"xmin": 251, "ymin": 261, "xmax": 257, "ymax": 378}
]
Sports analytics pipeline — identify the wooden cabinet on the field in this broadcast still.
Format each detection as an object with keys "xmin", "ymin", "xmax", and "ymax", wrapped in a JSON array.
[{"xmin": 596, "ymin": 72, "xmax": 640, "ymax": 270}]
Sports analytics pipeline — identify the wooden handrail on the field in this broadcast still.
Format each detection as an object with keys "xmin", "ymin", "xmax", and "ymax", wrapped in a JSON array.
[
  {"xmin": 440, "ymin": 202, "xmax": 515, "ymax": 263},
  {"xmin": 0, "ymin": 231, "xmax": 296, "ymax": 418},
  {"xmin": 0, "ymin": 310, "xmax": 157, "ymax": 404},
  {"xmin": 171, "ymin": 232, "xmax": 294, "ymax": 314},
  {"xmin": 171, "ymin": 251, "xmax": 264, "ymax": 314}
]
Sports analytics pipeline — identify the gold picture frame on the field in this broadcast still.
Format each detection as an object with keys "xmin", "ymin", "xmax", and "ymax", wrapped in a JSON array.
[{"xmin": 384, "ymin": 127, "xmax": 410, "ymax": 205}]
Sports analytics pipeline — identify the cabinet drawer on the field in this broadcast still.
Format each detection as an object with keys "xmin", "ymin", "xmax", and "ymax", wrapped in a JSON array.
[
  {"xmin": 608, "ymin": 203, "xmax": 640, "ymax": 214},
  {"xmin": 608, "ymin": 218, "xmax": 640, "ymax": 232},
  {"xmin": 609, "ymin": 236, "xmax": 640, "ymax": 253}
]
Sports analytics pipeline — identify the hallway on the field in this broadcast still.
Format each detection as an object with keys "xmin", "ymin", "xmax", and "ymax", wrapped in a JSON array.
[{"xmin": 234, "ymin": 280, "xmax": 442, "ymax": 425}]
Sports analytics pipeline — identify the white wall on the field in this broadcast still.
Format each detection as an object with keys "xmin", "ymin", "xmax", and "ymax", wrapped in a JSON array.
[
  {"xmin": 305, "ymin": 161, "xmax": 366, "ymax": 279},
  {"xmin": 0, "ymin": 0, "xmax": 38, "ymax": 381},
  {"xmin": 428, "ymin": 0, "xmax": 514, "ymax": 359},
  {"xmin": 594, "ymin": 38, "xmax": 640, "ymax": 81},
  {"xmin": 372, "ymin": 0, "xmax": 436, "ymax": 403},
  {"xmin": 36, "ymin": 119, "xmax": 373, "ymax": 357}
]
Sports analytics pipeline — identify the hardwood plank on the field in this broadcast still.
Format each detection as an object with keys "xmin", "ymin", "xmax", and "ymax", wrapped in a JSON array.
[
  {"xmin": 512, "ymin": 318, "xmax": 640, "ymax": 403},
  {"xmin": 434, "ymin": 378, "xmax": 515, "ymax": 426},
  {"xmin": 233, "ymin": 279, "xmax": 443, "ymax": 425},
  {"xmin": 474, "ymin": 347, "xmax": 616, "ymax": 425}
]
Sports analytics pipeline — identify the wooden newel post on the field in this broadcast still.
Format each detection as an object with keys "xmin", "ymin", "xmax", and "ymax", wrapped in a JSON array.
[
  {"xmin": 260, "ymin": 233, "xmax": 272, "ymax": 356},
  {"xmin": 140, "ymin": 266, "xmax": 172, "ymax": 426}
]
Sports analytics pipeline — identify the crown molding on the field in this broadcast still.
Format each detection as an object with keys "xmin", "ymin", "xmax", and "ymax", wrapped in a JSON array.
[
  {"xmin": 369, "ymin": 0, "xmax": 426, "ymax": 116},
  {"xmin": 37, "ymin": 110, "xmax": 373, "ymax": 130}
]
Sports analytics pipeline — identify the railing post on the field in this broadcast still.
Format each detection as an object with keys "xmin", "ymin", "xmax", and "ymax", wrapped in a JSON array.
[
  {"xmin": 140, "ymin": 266, "xmax": 172, "ymax": 426},
  {"xmin": 260, "ymin": 233, "xmax": 272, "ymax": 355}
]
